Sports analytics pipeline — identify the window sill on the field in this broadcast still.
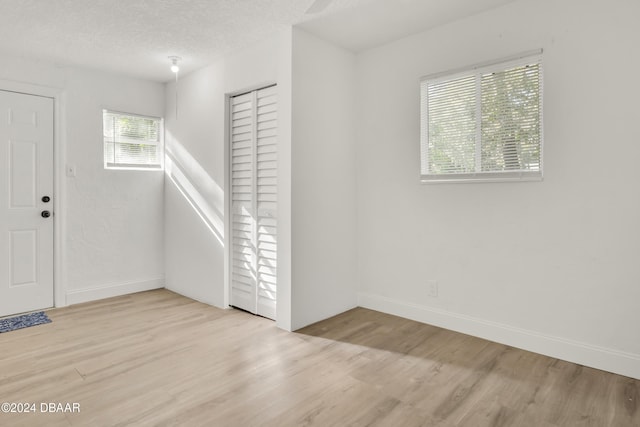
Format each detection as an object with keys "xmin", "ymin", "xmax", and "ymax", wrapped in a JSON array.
[
  {"xmin": 421, "ymin": 170, "xmax": 542, "ymax": 184},
  {"xmin": 105, "ymin": 164, "xmax": 163, "ymax": 171}
]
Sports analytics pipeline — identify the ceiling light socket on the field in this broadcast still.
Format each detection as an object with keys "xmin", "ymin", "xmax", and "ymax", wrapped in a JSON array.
[{"xmin": 168, "ymin": 56, "xmax": 181, "ymax": 73}]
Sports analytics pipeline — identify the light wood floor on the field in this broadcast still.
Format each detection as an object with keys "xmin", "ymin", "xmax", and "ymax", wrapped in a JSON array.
[{"xmin": 0, "ymin": 290, "xmax": 637, "ymax": 426}]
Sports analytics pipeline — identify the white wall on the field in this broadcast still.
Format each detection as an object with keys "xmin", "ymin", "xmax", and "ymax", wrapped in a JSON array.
[
  {"xmin": 163, "ymin": 27, "xmax": 358, "ymax": 331},
  {"xmin": 0, "ymin": 55, "xmax": 165, "ymax": 305},
  {"xmin": 63, "ymin": 68, "xmax": 165, "ymax": 303},
  {"xmin": 163, "ymin": 30, "xmax": 294, "ymax": 329},
  {"xmin": 164, "ymin": 59, "xmax": 227, "ymax": 307},
  {"xmin": 290, "ymin": 28, "xmax": 358, "ymax": 329},
  {"xmin": 355, "ymin": 0, "xmax": 640, "ymax": 379}
]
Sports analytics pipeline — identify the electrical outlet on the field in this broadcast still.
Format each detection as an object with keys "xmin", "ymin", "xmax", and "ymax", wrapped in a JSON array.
[{"xmin": 427, "ymin": 280, "xmax": 438, "ymax": 298}]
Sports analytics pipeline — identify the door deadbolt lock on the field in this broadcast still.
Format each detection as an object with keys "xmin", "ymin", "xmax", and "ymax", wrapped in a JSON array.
[
  {"xmin": 41, "ymin": 211, "xmax": 51, "ymax": 218},
  {"xmin": 42, "ymin": 196, "xmax": 50, "ymax": 203}
]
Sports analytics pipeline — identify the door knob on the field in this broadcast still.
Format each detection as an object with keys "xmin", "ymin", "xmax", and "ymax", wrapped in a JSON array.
[
  {"xmin": 41, "ymin": 211, "xmax": 51, "ymax": 218},
  {"xmin": 42, "ymin": 196, "xmax": 50, "ymax": 203}
]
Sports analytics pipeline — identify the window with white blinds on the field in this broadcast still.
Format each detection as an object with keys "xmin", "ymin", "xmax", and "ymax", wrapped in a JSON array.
[
  {"xmin": 103, "ymin": 110, "xmax": 163, "ymax": 170},
  {"xmin": 420, "ymin": 52, "xmax": 543, "ymax": 182}
]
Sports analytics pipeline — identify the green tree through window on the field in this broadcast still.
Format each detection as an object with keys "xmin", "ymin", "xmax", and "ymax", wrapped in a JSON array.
[
  {"xmin": 421, "ymin": 53, "xmax": 542, "ymax": 182},
  {"xmin": 103, "ymin": 110, "xmax": 163, "ymax": 169}
]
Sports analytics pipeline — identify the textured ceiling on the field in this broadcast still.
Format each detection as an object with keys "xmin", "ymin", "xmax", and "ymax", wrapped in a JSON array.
[
  {"xmin": 298, "ymin": 0, "xmax": 517, "ymax": 52},
  {"xmin": 0, "ymin": 0, "xmax": 516, "ymax": 83}
]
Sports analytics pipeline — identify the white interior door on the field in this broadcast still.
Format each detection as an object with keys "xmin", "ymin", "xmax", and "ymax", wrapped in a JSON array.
[
  {"xmin": 230, "ymin": 85, "xmax": 277, "ymax": 320},
  {"xmin": 0, "ymin": 90, "xmax": 54, "ymax": 317}
]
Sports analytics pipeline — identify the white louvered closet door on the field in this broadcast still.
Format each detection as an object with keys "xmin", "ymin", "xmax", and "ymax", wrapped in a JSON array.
[{"xmin": 230, "ymin": 85, "xmax": 277, "ymax": 320}]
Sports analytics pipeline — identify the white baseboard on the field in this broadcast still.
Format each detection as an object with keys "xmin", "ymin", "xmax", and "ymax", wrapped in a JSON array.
[
  {"xmin": 358, "ymin": 292, "xmax": 640, "ymax": 380},
  {"xmin": 66, "ymin": 278, "xmax": 164, "ymax": 306}
]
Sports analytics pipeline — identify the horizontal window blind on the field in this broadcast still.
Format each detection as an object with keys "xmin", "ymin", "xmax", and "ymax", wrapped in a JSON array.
[
  {"xmin": 103, "ymin": 110, "xmax": 163, "ymax": 169},
  {"xmin": 426, "ymin": 75, "xmax": 477, "ymax": 175},
  {"xmin": 421, "ymin": 52, "xmax": 543, "ymax": 182}
]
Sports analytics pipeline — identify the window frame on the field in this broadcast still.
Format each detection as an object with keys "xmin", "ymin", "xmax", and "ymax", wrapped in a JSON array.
[
  {"xmin": 102, "ymin": 109, "xmax": 165, "ymax": 171},
  {"xmin": 420, "ymin": 50, "xmax": 544, "ymax": 184}
]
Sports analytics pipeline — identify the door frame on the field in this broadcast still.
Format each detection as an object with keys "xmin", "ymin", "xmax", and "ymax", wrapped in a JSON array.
[{"xmin": 0, "ymin": 79, "xmax": 67, "ymax": 310}]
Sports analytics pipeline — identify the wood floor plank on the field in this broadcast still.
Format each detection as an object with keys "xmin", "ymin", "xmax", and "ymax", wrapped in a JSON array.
[{"xmin": 0, "ymin": 289, "xmax": 638, "ymax": 426}]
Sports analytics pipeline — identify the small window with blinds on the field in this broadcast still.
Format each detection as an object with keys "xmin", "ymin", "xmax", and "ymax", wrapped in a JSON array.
[
  {"xmin": 103, "ymin": 110, "xmax": 164, "ymax": 170},
  {"xmin": 420, "ymin": 51, "xmax": 543, "ymax": 182}
]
